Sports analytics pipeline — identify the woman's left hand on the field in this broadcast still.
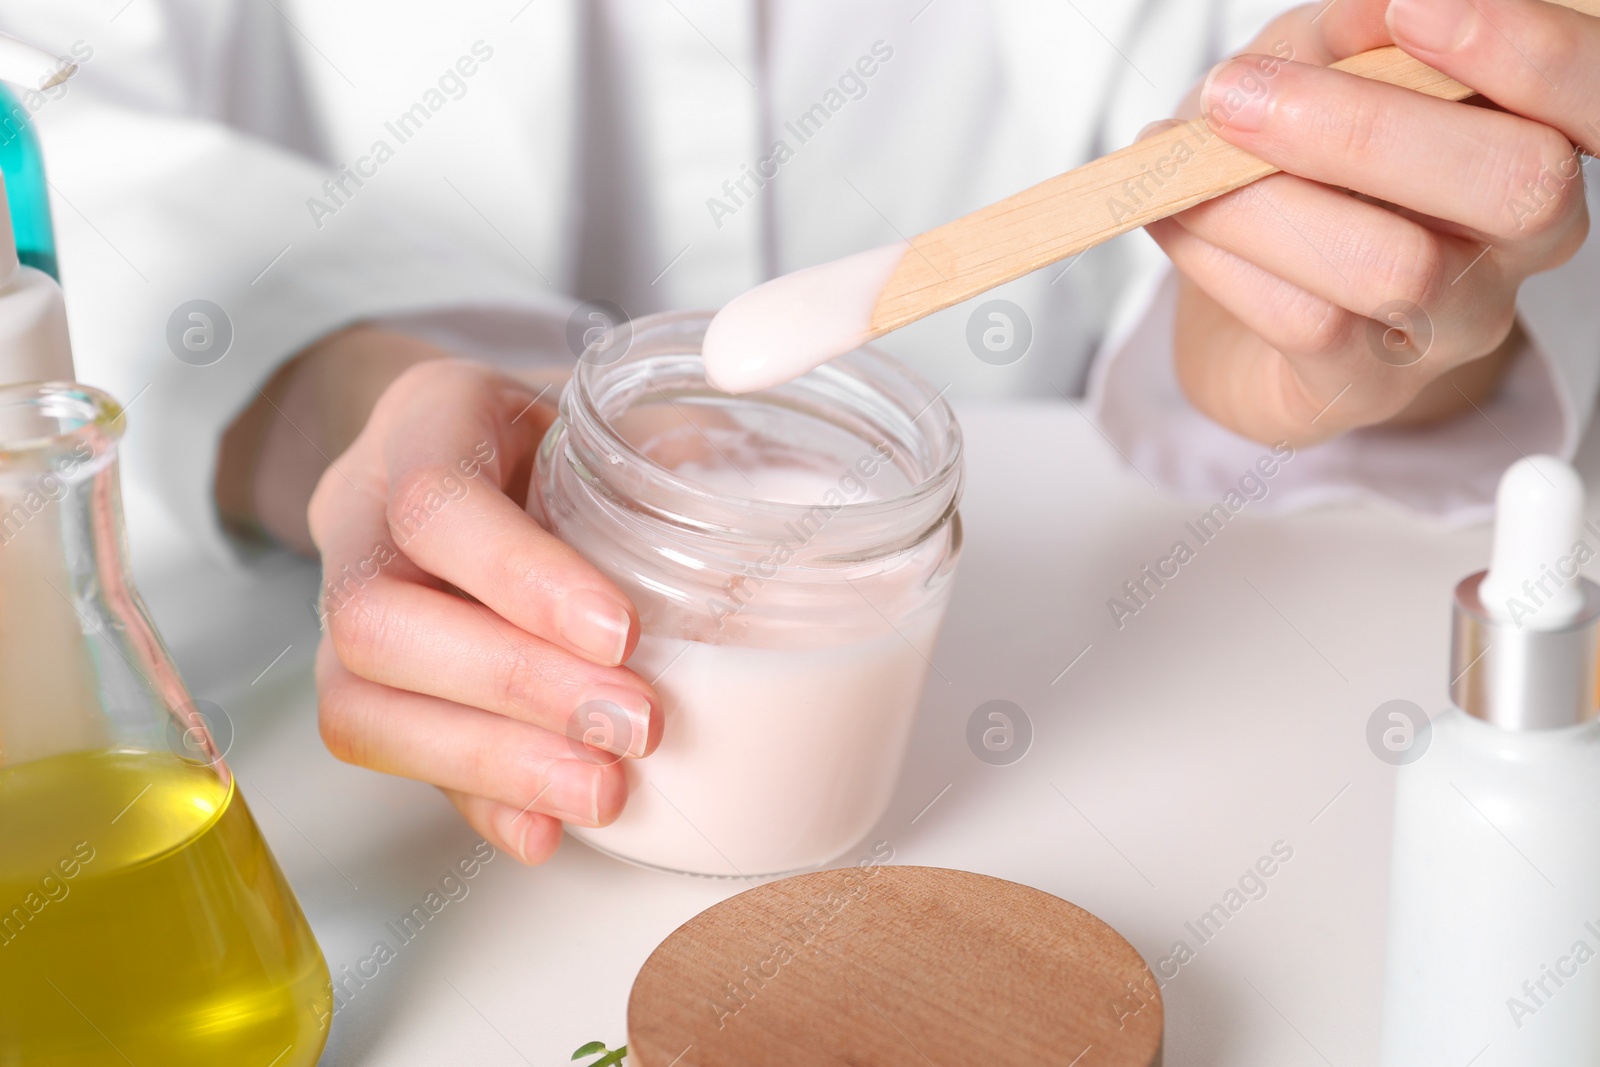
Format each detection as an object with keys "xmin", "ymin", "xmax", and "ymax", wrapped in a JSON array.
[{"xmin": 1151, "ymin": 0, "xmax": 1594, "ymax": 447}]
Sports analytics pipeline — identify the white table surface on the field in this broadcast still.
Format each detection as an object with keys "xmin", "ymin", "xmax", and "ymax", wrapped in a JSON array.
[{"xmin": 133, "ymin": 399, "xmax": 1600, "ymax": 1066}]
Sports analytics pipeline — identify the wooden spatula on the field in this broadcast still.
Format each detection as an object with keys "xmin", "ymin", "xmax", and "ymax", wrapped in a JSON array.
[
  {"xmin": 701, "ymin": 3, "xmax": 1600, "ymax": 395},
  {"xmin": 871, "ymin": 0, "xmax": 1600, "ymax": 334}
]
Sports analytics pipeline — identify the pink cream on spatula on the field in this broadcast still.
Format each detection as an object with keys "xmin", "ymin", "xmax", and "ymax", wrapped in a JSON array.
[{"xmin": 701, "ymin": 241, "xmax": 909, "ymax": 394}]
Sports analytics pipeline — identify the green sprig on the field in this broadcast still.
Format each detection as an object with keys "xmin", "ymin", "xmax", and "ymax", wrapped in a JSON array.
[{"xmin": 572, "ymin": 1040, "xmax": 628, "ymax": 1066}]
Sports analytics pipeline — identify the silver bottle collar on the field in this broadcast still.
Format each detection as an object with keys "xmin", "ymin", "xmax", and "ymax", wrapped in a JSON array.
[{"xmin": 1451, "ymin": 571, "xmax": 1600, "ymax": 731}]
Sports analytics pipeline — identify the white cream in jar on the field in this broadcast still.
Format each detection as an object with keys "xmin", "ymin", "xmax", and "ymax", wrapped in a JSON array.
[{"xmin": 533, "ymin": 310, "xmax": 962, "ymax": 877}]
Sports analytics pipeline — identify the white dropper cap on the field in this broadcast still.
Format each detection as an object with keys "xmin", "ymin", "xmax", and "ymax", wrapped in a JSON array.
[
  {"xmin": 1451, "ymin": 456, "xmax": 1600, "ymax": 729},
  {"xmin": 1478, "ymin": 455, "xmax": 1586, "ymax": 630}
]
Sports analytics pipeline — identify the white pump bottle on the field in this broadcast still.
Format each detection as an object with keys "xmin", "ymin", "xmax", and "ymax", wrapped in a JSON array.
[{"xmin": 1379, "ymin": 455, "xmax": 1600, "ymax": 1064}]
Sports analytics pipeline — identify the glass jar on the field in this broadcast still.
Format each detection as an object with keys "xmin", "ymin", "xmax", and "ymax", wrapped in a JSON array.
[
  {"xmin": 534, "ymin": 311, "xmax": 963, "ymax": 877},
  {"xmin": 0, "ymin": 383, "xmax": 330, "ymax": 1065}
]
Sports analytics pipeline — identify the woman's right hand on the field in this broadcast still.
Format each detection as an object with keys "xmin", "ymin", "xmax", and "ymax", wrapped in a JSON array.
[{"xmin": 303, "ymin": 355, "xmax": 662, "ymax": 864}]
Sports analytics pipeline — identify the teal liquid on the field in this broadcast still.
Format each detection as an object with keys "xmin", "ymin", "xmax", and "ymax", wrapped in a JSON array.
[{"xmin": 0, "ymin": 83, "xmax": 57, "ymax": 279}]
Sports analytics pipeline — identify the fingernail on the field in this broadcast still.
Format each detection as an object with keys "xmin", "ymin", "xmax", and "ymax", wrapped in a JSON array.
[
  {"xmin": 497, "ymin": 808, "xmax": 532, "ymax": 863},
  {"xmin": 544, "ymin": 760, "xmax": 601, "ymax": 825},
  {"xmin": 1203, "ymin": 57, "xmax": 1275, "ymax": 133},
  {"xmin": 1388, "ymin": 0, "xmax": 1470, "ymax": 53},
  {"xmin": 572, "ymin": 686, "xmax": 654, "ymax": 759},
  {"xmin": 556, "ymin": 589, "xmax": 631, "ymax": 665}
]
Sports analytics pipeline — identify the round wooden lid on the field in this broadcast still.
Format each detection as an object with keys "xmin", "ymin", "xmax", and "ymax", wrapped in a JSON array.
[{"xmin": 627, "ymin": 865, "xmax": 1163, "ymax": 1066}]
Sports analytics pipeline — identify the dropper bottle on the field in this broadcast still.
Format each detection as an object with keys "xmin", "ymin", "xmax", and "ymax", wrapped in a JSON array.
[
  {"xmin": 1379, "ymin": 455, "xmax": 1600, "ymax": 1064},
  {"xmin": 0, "ymin": 32, "xmax": 73, "ymax": 382},
  {"xmin": 0, "ymin": 37, "xmax": 85, "ymax": 759},
  {"xmin": 0, "ymin": 32, "xmax": 73, "ymax": 280}
]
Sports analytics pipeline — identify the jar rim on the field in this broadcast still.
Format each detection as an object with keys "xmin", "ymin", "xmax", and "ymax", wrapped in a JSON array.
[
  {"xmin": 0, "ymin": 381, "xmax": 124, "ymax": 471},
  {"xmin": 560, "ymin": 309, "xmax": 963, "ymax": 555}
]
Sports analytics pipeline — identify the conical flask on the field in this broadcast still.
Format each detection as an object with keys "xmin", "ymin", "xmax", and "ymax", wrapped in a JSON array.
[{"xmin": 0, "ymin": 382, "xmax": 331, "ymax": 1065}]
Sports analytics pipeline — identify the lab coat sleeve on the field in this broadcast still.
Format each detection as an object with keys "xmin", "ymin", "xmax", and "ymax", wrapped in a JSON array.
[
  {"xmin": 1083, "ymin": 0, "xmax": 1600, "ymax": 525},
  {"xmin": 0, "ymin": 4, "xmax": 572, "ymax": 565},
  {"xmin": 1085, "ymin": 168, "xmax": 1600, "ymax": 525}
]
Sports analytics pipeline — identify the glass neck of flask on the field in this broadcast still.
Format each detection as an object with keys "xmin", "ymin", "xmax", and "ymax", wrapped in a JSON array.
[{"xmin": 0, "ymin": 383, "xmax": 211, "ymax": 775}]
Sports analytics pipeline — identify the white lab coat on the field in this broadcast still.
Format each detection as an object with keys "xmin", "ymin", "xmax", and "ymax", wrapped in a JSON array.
[{"xmin": 3, "ymin": 0, "xmax": 1597, "ymax": 579}]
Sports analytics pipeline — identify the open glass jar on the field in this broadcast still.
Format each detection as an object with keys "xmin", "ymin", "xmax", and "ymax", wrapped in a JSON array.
[{"xmin": 533, "ymin": 310, "xmax": 963, "ymax": 877}]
